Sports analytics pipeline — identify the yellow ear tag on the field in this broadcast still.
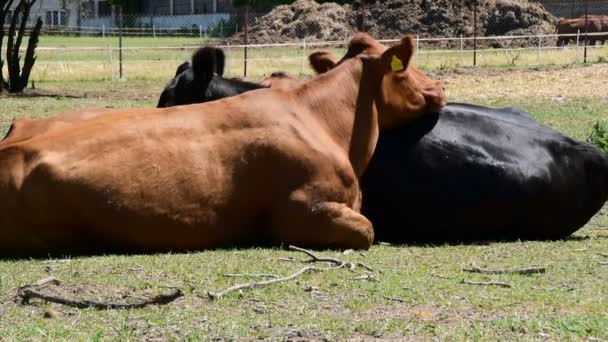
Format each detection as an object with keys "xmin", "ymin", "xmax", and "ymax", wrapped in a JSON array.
[{"xmin": 391, "ymin": 55, "xmax": 404, "ymax": 72}]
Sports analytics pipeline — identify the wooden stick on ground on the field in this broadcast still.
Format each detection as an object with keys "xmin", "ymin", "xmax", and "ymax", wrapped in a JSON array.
[
  {"xmin": 17, "ymin": 287, "xmax": 183, "ymax": 310},
  {"xmin": 460, "ymin": 279, "xmax": 512, "ymax": 288},
  {"xmin": 463, "ymin": 265, "xmax": 545, "ymax": 275},
  {"xmin": 207, "ymin": 266, "xmax": 322, "ymax": 300},
  {"xmin": 223, "ymin": 273, "xmax": 279, "ymax": 279},
  {"xmin": 287, "ymin": 246, "xmax": 351, "ymax": 268}
]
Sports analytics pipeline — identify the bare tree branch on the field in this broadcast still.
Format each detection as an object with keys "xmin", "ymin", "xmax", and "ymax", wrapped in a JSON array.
[
  {"xmin": 463, "ymin": 264, "xmax": 545, "ymax": 275},
  {"xmin": 223, "ymin": 273, "xmax": 279, "ymax": 279},
  {"xmin": 207, "ymin": 266, "xmax": 322, "ymax": 300},
  {"xmin": 18, "ymin": 287, "xmax": 183, "ymax": 310},
  {"xmin": 460, "ymin": 279, "xmax": 512, "ymax": 288},
  {"xmin": 287, "ymin": 246, "xmax": 351, "ymax": 267}
]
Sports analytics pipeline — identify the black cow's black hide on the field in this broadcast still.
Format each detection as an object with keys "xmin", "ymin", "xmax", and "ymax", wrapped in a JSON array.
[
  {"xmin": 157, "ymin": 46, "xmax": 266, "ymax": 108},
  {"xmin": 361, "ymin": 103, "xmax": 608, "ymax": 243}
]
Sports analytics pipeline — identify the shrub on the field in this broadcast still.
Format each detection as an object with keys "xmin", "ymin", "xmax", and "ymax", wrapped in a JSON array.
[{"xmin": 587, "ymin": 121, "xmax": 608, "ymax": 154}]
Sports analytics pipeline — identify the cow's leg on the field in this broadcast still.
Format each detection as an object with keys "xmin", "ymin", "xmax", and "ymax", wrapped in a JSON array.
[{"xmin": 271, "ymin": 190, "xmax": 374, "ymax": 250}]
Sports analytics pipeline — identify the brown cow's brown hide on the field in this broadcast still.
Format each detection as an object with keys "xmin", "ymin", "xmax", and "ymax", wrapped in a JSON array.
[{"xmin": 0, "ymin": 37, "xmax": 442, "ymax": 257}]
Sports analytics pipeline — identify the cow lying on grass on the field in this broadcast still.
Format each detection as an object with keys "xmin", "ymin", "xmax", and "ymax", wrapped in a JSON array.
[
  {"xmin": 157, "ymin": 46, "xmax": 299, "ymax": 108},
  {"xmin": 311, "ymin": 33, "xmax": 608, "ymax": 242},
  {"xmin": 0, "ymin": 36, "xmax": 445, "ymax": 258}
]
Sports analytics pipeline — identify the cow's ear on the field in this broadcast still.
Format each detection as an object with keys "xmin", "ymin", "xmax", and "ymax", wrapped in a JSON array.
[
  {"xmin": 309, "ymin": 51, "xmax": 339, "ymax": 74},
  {"xmin": 214, "ymin": 48, "xmax": 226, "ymax": 76},
  {"xmin": 191, "ymin": 47, "xmax": 218, "ymax": 84},
  {"xmin": 379, "ymin": 36, "xmax": 415, "ymax": 74},
  {"xmin": 175, "ymin": 61, "xmax": 191, "ymax": 77}
]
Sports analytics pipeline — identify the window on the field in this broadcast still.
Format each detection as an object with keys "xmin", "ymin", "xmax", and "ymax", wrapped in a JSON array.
[
  {"xmin": 46, "ymin": 10, "xmax": 67, "ymax": 26},
  {"xmin": 174, "ymin": 0, "xmax": 191, "ymax": 15},
  {"xmin": 98, "ymin": 1, "xmax": 112, "ymax": 17}
]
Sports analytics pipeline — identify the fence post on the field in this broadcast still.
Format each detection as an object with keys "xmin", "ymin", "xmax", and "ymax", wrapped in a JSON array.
[
  {"xmin": 199, "ymin": 25, "xmax": 202, "ymax": 39},
  {"xmin": 153, "ymin": 25, "xmax": 156, "ymax": 39},
  {"xmin": 583, "ymin": 0, "xmax": 588, "ymax": 64},
  {"xmin": 109, "ymin": 44, "xmax": 115, "ymax": 81},
  {"xmin": 415, "ymin": 35, "xmax": 419, "ymax": 66},
  {"xmin": 459, "ymin": 34, "xmax": 464, "ymax": 66},
  {"xmin": 102, "ymin": 24, "xmax": 105, "ymax": 38},
  {"xmin": 537, "ymin": 34, "xmax": 541, "ymax": 65},
  {"xmin": 243, "ymin": 5, "xmax": 249, "ymax": 78},
  {"xmin": 575, "ymin": 29, "xmax": 580, "ymax": 64},
  {"xmin": 301, "ymin": 38, "xmax": 307, "ymax": 75},
  {"xmin": 118, "ymin": 5, "xmax": 124, "ymax": 80},
  {"xmin": 473, "ymin": 0, "xmax": 478, "ymax": 67}
]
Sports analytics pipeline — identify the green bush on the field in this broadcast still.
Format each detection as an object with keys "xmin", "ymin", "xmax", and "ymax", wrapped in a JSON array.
[{"xmin": 587, "ymin": 121, "xmax": 608, "ymax": 154}]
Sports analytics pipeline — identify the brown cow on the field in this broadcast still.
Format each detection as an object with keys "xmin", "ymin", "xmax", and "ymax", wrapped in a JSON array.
[
  {"xmin": 0, "ymin": 36, "xmax": 444, "ymax": 258},
  {"xmin": 556, "ymin": 16, "xmax": 606, "ymax": 46},
  {"xmin": 310, "ymin": 32, "xmax": 447, "ymax": 127}
]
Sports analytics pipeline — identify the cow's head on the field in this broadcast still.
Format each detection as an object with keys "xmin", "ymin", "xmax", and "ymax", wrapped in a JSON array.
[
  {"xmin": 310, "ymin": 33, "xmax": 446, "ymax": 129},
  {"xmin": 157, "ymin": 47, "xmax": 226, "ymax": 108}
]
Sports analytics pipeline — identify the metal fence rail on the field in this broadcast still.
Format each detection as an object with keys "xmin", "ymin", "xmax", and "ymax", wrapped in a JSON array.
[{"xmin": 2, "ymin": 32, "xmax": 604, "ymax": 83}]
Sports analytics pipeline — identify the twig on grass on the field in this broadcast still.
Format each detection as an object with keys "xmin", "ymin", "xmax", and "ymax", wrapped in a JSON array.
[
  {"xmin": 463, "ymin": 264, "xmax": 545, "ymax": 275},
  {"xmin": 383, "ymin": 295, "xmax": 407, "ymax": 303},
  {"xmin": 207, "ymin": 266, "xmax": 323, "ymax": 300},
  {"xmin": 460, "ymin": 279, "xmax": 512, "ymax": 288},
  {"xmin": 223, "ymin": 273, "xmax": 279, "ymax": 279},
  {"xmin": 350, "ymin": 274, "xmax": 379, "ymax": 282},
  {"xmin": 287, "ymin": 246, "xmax": 352, "ymax": 268},
  {"xmin": 598, "ymin": 253, "xmax": 608, "ymax": 258},
  {"xmin": 17, "ymin": 287, "xmax": 183, "ymax": 310},
  {"xmin": 599, "ymin": 262, "xmax": 608, "ymax": 266}
]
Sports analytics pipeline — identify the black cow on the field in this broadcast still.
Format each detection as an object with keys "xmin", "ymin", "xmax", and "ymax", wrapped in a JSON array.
[
  {"xmin": 157, "ymin": 46, "xmax": 267, "ymax": 108},
  {"xmin": 361, "ymin": 103, "xmax": 608, "ymax": 243}
]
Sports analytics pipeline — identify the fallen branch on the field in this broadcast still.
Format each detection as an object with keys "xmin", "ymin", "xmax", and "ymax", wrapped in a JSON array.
[
  {"xmin": 350, "ymin": 274, "xmax": 379, "ymax": 282},
  {"xmin": 223, "ymin": 273, "xmax": 279, "ymax": 279},
  {"xmin": 207, "ymin": 266, "xmax": 322, "ymax": 300},
  {"xmin": 460, "ymin": 279, "xmax": 512, "ymax": 288},
  {"xmin": 599, "ymin": 253, "xmax": 608, "ymax": 258},
  {"xmin": 531, "ymin": 285, "xmax": 576, "ymax": 292},
  {"xmin": 287, "ymin": 246, "xmax": 351, "ymax": 268},
  {"xmin": 383, "ymin": 295, "xmax": 407, "ymax": 303},
  {"xmin": 463, "ymin": 265, "xmax": 545, "ymax": 275},
  {"xmin": 17, "ymin": 287, "xmax": 183, "ymax": 310}
]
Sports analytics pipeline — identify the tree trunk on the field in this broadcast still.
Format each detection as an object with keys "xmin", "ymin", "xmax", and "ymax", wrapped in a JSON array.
[
  {"xmin": 0, "ymin": 0, "xmax": 16, "ymax": 91},
  {"xmin": 5, "ymin": 0, "xmax": 41, "ymax": 93},
  {"xmin": 14, "ymin": 16, "xmax": 40, "ymax": 92}
]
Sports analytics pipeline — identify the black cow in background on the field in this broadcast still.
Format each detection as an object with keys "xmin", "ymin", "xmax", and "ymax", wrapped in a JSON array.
[
  {"xmin": 157, "ymin": 47, "xmax": 267, "ymax": 108},
  {"xmin": 362, "ymin": 103, "xmax": 608, "ymax": 243}
]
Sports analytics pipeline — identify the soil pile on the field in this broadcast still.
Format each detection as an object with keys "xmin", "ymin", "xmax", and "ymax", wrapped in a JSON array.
[{"xmin": 235, "ymin": 0, "xmax": 557, "ymax": 46}]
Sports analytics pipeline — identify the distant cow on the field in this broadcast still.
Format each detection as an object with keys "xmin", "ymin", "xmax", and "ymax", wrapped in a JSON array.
[
  {"xmin": 157, "ymin": 47, "xmax": 300, "ymax": 107},
  {"xmin": 0, "ymin": 36, "xmax": 445, "ymax": 257},
  {"xmin": 311, "ymin": 33, "xmax": 608, "ymax": 242},
  {"xmin": 556, "ymin": 16, "xmax": 607, "ymax": 46}
]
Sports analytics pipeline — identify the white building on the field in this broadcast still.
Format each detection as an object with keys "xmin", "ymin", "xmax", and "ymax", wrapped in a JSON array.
[{"xmin": 6, "ymin": 0, "xmax": 235, "ymax": 30}]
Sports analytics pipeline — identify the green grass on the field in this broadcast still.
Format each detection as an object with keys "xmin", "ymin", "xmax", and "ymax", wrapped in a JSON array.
[
  {"xmin": 4, "ymin": 34, "xmax": 606, "ymax": 82},
  {"xmin": 0, "ymin": 64, "xmax": 607, "ymax": 341}
]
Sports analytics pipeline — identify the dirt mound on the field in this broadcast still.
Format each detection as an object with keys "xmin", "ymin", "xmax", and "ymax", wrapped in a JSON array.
[
  {"xmin": 241, "ymin": 0, "xmax": 357, "ymax": 44},
  {"xmin": 236, "ymin": 0, "xmax": 557, "ymax": 46}
]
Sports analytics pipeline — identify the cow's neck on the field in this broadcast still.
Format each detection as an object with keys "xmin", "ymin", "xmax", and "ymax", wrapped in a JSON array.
[{"xmin": 297, "ymin": 58, "xmax": 381, "ymax": 179}]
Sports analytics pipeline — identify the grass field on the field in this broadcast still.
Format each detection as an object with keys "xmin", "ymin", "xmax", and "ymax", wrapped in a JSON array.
[{"xmin": 0, "ymin": 56, "xmax": 607, "ymax": 340}]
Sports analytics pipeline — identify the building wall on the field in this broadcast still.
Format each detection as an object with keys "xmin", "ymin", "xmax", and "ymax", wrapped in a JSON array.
[{"xmin": 7, "ymin": 0, "xmax": 80, "ymax": 27}]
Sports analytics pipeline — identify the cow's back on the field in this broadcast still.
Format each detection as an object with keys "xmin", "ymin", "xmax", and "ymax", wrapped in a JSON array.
[
  {"xmin": 0, "ymin": 91, "xmax": 354, "ymax": 256},
  {"xmin": 361, "ymin": 103, "xmax": 608, "ymax": 243}
]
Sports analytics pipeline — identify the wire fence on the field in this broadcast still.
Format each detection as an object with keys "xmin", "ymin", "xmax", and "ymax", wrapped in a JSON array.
[{"xmin": 1, "ymin": 0, "xmax": 607, "ymax": 82}]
